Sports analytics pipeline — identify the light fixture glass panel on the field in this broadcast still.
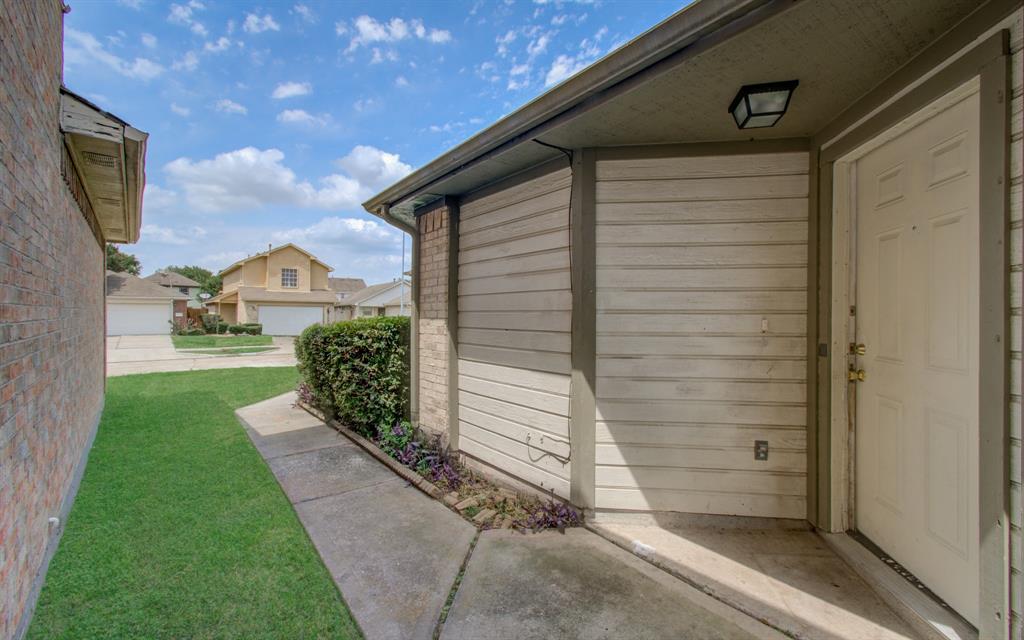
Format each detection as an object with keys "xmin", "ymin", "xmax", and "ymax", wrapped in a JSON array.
[
  {"xmin": 747, "ymin": 90, "xmax": 790, "ymax": 114},
  {"xmin": 731, "ymin": 98, "xmax": 749, "ymax": 127},
  {"xmin": 744, "ymin": 114, "xmax": 783, "ymax": 128}
]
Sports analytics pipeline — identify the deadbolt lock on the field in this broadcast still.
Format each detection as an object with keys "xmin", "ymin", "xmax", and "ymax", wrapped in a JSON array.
[
  {"xmin": 848, "ymin": 367, "xmax": 866, "ymax": 382},
  {"xmin": 849, "ymin": 343, "xmax": 866, "ymax": 356}
]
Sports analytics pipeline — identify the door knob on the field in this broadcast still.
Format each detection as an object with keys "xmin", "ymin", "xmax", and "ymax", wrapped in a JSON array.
[
  {"xmin": 849, "ymin": 343, "xmax": 866, "ymax": 356},
  {"xmin": 848, "ymin": 367, "xmax": 866, "ymax": 382}
]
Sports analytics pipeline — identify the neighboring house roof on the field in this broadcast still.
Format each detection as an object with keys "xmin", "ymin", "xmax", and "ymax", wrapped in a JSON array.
[
  {"xmin": 144, "ymin": 271, "xmax": 201, "ymax": 288},
  {"xmin": 217, "ymin": 243, "xmax": 333, "ymax": 276},
  {"xmin": 60, "ymin": 87, "xmax": 148, "ymax": 243},
  {"xmin": 383, "ymin": 289, "xmax": 412, "ymax": 308},
  {"xmin": 328, "ymin": 277, "xmax": 367, "ymax": 293},
  {"xmin": 106, "ymin": 271, "xmax": 187, "ymax": 300},
  {"xmin": 362, "ymin": 0, "xmax": 985, "ymax": 230},
  {"xmin": 206, "ymin": 287, "xmax": 337, "ymax": 305},
  {"xmin": 340, "ymin": 280, "xmax": 409, "ymax": 308}
]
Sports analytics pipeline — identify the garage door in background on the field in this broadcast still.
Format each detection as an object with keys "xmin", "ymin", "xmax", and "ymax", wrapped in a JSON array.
[
  {"xmin": 258, "ymin": 305, "xmax": 323, "ymax": 335},
  {"xmin": 107, "ymin": 302, "xmax": 172, "ymax": 336}
]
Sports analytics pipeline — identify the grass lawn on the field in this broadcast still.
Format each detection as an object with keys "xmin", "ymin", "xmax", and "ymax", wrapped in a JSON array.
[
  {"xmin": 190, "ymin": 346, "xmax": 278, "ymax": 356},
  {"xmin": 171, "ymin": 334, "xmax": 273, "ymax": 348},
  {"xmin": 28, "ymin": 368, "xmax": 362, "ymax": 640}
]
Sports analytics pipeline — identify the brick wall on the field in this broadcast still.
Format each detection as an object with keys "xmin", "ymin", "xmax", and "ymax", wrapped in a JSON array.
[
  {"xmin": 0, "ymin": 2, "xmax": 107, "ymax": 638},
  {"xmin": 416, "ymin": 205, "xmax": 451, "ymax": 438}
]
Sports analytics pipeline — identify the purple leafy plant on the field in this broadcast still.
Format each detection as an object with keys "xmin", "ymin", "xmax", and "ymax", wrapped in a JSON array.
[{"xmin": 526, "ymin": 500, "xmax": 582, "ymax": 533}]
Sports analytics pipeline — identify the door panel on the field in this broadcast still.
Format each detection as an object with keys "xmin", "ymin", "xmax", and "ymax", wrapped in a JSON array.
[{"xmin": 854, "ymin": 90, "xmax": 980, "ymax": 624}]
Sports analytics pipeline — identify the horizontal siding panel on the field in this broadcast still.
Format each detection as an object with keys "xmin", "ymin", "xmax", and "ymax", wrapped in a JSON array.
[
  {"xmin": 596, "ymin": 465, "xmax": 805, "ymax": 495},
  {"xmin": 460, "ymin": 208, "xmax": 567, "ymax": 250},
  {"xmin": 460, "ymin": 328, "xmax": 570, "ymax": 354},
  {"xmin": 597, "ymin": 312, "xmax": 806, "ymax": 335},
  {"xmin": 597, "ymin": 267, "xmax": 807, "ymax": 290},
  {"xmin": 460, "ymin": 168, "xmax": 571, "ymax": 219},
  {"xmin": 458, "ymin": 360, "xmax": 571, "ymax": 395},
  {"xmin": 459, "ymin": 188, "xmax": 569, "ymax": 233},
  {"xmin": 595, "ymin": 487, "xmax": 805, "ymax": 519},
  {"xmin": 458, "ymin": 250, "xmax": 567, "ymax": 280},
  {"xmin": 597, "ymin": 335, "xmax": 807, "ymax": 357},
  {"xmin": 596, "ymin": 174, "xmax": 808, "ymax": 203},
  {"xmin": 459, "ymin": 270, "xmax": 570, "ymax": 296},
  {"xmin": 595, "ymin": 400, "xmax": 805, "ymax": 426},
  {"xmin": 458, "ymin": 390, "xmax": 568, "ymax": 438},
  {"xmin": 596, "ymin": 422, "xmax": 806, "ymax": 449},
  {"xmin": 596, "ymin": 443, "xmax": 806, "ymax": 472},
  {"xmin": 460, "ymin": 229, "xmax": 568, "ymax": 265},
  {"xmin": 461, "ymin": 436, "xmax": 570, "ymax": 497},
  {"xmin": 596, "ymin": 198, "xmax": 808, "ymax": 224},
  {"xmin": 461, "ymin": 422, "xmax": 570, "ymax": 476},
  {"xmin": 598, "ymin": 290, "xmax": 806, "ymax": 312},
  {"xmin": 597, "ymin": 378, "xmax": 806, "ymax": 404},
  {"xmin": 460, "ymin": 310, "xmax": 571, "ymax": 333},
  {"xmin": 598, "ymin": 244, "xmax": 806, "ymax": 267},
  {"xmin": 459, "ymin": 344, "xmax": 570, "ymax": 374},
  {"xmin": 460, "ymin": 290, "xmax": 571, "ymax": 312},
  {"xmin": 460, "ymin": 408, "xmax": 570, "ymax": 459},
  {"xmin": 459, "ymin": 375, "xmax": 570, "ymax": 415},
  {"xmin": 596, "ymin": 152, "xmax": 809, "ymax": 181},
  {"xmin": 597, "ymin": 356, "xmax": 806, "ymax": 381},
  {"xmin": 596, "ymin": 221, "xmax": 807, "ymax": 245}
]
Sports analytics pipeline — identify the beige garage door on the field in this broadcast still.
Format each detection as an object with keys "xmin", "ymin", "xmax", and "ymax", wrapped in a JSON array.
[{"xmin": 457, "ymin": 166, "xmax": 572, "ymax": 498}]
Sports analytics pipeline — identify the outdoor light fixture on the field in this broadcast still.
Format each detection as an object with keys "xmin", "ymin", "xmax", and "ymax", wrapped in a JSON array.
[{"xmin": 728, "ymin": 80, "xmax": 799, "ymax": 129}]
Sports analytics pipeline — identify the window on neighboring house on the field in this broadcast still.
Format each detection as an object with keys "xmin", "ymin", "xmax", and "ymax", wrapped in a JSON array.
[
  {"xmin": 359, "ymin": 307, "xmax": 375, "ymax": 317},
  {"xmin": 178, "ymin": 286, "xmax": 189, "ymax": 295},
  {"xmin": 281, "ymin": 268, "xmax": 298, "ymax": 288}
]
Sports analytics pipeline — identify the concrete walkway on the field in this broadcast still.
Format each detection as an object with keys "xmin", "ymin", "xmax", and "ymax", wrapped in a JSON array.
[
  {"xmin": 107, "ymin": 335, "xmax": 296, "ymax": 376},
  {"xmin": 236, "ymin": 393, "xmax": 785, "ymax": 640}
]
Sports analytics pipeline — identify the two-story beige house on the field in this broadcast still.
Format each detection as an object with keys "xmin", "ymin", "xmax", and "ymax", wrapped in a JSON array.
[{"xmin": 205, "ymin": 243, "xmax": 338, "ymax": 335}]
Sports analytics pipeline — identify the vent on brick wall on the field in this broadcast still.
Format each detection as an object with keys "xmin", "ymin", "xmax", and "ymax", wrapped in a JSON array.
[{"xmin": 82, "ymin": 151, "xmax": 118, "ymax": 169}]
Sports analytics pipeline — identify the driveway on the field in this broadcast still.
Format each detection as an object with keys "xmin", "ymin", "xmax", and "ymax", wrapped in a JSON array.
[{"xmin": 107, "ymin": 335, "xmax": 297, "ymax": 376}]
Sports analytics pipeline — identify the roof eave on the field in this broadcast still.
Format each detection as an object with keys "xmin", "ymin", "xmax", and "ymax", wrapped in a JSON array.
[{"xmin": 361, "ymin": 0, "xmax": 775, "ymax": 229}]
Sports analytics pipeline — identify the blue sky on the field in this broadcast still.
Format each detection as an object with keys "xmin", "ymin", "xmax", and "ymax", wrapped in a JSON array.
[{"xmin": 64, "ymin": 0, "xmax": 681, "ymax": 282}]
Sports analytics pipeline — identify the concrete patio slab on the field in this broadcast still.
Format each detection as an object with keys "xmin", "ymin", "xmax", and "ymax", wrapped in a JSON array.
[
  {"xmin": 440, "ymin": 528, "xmax": 785, "ymax": 640},
  {"xmin": 295, "ymin": 482, "xmax": 476, "ymax": 640},
  {"xmin": 236, "ymin": 393, "xmax": 477, "ymax": 640},
  {"xmin": 267, "ymin": 445, "xmax": 403, "ymax": 503},
  {"xmin": 588, "ymin": 517, "xmax": 922, "ymax": 640}
]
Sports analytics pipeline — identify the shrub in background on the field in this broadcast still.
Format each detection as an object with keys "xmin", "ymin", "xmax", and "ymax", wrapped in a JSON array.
[
  {"xmin": 227, "ymin": 324, "xmax": 245, "ymax": 335},
  {"xmin": 242, "ymin": 323, "xmax": 263, "ymax": 335},
  {"xmin": 296, "ymin": 316, "xmax": 409, "ymax": 436}
]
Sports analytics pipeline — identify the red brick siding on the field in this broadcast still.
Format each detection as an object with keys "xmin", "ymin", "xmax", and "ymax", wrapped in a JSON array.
[
  {"xmin": 417, "ymin": 207, "xmax": 450, "ymax": 437},
  {"xmin": 0, "ymin": 2, "xmax": 107, "ymax": 638}
]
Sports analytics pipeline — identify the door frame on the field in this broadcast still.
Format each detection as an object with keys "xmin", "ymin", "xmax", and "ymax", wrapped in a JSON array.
[{"xmin": 811, "ymin": 29, "xmax": 1011, "ymax": 636}]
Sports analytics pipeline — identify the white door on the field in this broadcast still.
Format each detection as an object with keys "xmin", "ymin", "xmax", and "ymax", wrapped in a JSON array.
[
  {"xmin": 107, "ymin": 302, "xmax": 172, "ymax": 335},
  {"xmin": 257, "ymin": 305, "xmax": 323, "ymax": 335},
  {"xmin": 853, "ymin": 90, "xmax": 979, "ymax": 624}
]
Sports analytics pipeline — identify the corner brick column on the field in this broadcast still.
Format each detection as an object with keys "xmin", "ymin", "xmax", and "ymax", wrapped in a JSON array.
[{"xmin": 415, "ymin": 202, "xmax": 452, "ymax": 441}]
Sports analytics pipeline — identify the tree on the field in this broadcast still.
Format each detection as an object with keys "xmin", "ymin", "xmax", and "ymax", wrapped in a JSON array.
[
  {"xmin": 106, "ymin": 244, "xmax": 141, "ymax": 275},
  {"xmin": 164, "ymin": 265, "xmax": 222, "ymax": 297}
]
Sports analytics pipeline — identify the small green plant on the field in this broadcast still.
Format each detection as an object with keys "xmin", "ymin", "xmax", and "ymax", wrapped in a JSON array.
[{"xmin": 227, "ymin": 324, "xmax": 246, "ymax": 335}]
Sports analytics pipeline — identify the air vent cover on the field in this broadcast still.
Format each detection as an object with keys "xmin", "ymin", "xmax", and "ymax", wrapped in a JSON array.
[{"xmin": 82, "ymin": 151, "xmax": 118, "ymax": 169}]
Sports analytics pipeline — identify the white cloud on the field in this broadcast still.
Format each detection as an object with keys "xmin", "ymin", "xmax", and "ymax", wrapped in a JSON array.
[
  {"xmin": 353, "ymin": 97, "xmax": 378, "ymax": 112},
  {"xmin": 142, "ymin": 224, "xmax": 207, "ymax": 245},
  {"xmin": 370, "ymin": 48, "xmax": 399, "ymax": 64},
  {"xmin": 276, "ymin": 109, "xmax": 329, "ymax": 127},
  {"xmin": 334, "ymin": 21, "xmax": 348, "ymax": 36},
  {"xmin": 495, "ymin": 29, "xmax": 516, "ymax": 56},
  {"xmin": 527, "ymin": 32, "xmax": 551, "ymax": 58},
  {"xmin": 243, "ymin": 13, "xmax": 280, "ymax": 34},
  {"xmin": 204, "ymin": 36, "xmax": 231, "ymax": 52},
  {"xmin": 394, "ymin": 75, "xmax": 409, "ymax": 87},
  {"xmin": 545, "ymin": 53, "xmax": 590, "ymax": 86},
  {"xmin": 141, "ymin": 33, "xmax": 158, "ymax": 48},
  {"xmin": 170, "ymin": 103, "xmax": 190, "ymax": 116},
  {"xmin": 214, "ymin": 99, "xmax": 247, "ymax": 115},
  {"xmin": 162, "ymin": 145, "xmax": 411, "ymax": 213},
  {"xmin": 343, "ymin": 15, "xmax": 451, "ymax": 52},
  {"xmin": 172, "ymin": 50, "xmax": 199, "ymax": 71},
  {"xmin": 63, "ymin": 29, "xmax": 164, "ymax": 80},
  {"xmin": 293, "ymin": 4, "xmax": 316, "ymax": 23},
  {"xmin": 272, "ymin": 217, "xmax": 398, "ymax": 253},
  {"xmin": 271, "ymin": 81, "xmax": 312, "ymax": 99},
  {"xmin": 168, "ymin": 1, "xmax": 207, "ymax": 37},
  {"xmin": 142, "ymin": 184, "xmax": 179, "ymax": 218}
]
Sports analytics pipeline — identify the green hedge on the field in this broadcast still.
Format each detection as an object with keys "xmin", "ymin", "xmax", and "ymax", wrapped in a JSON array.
[
  {"xmin": 227, "ymin": 323, "xmax": 262, "ymax": 335},
  {"xmin": 296, "ymin": 316, "xmax": 409, "ymax": 436}
]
